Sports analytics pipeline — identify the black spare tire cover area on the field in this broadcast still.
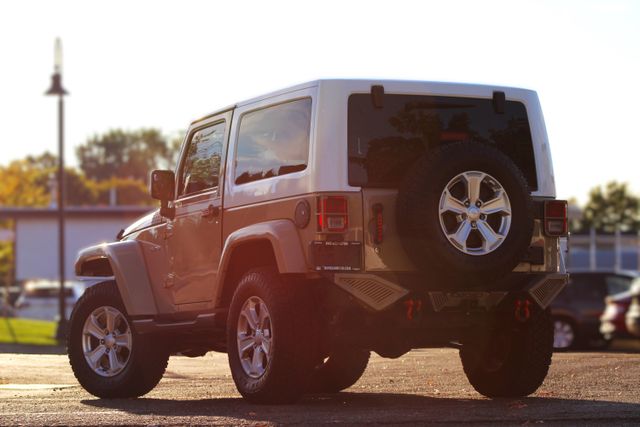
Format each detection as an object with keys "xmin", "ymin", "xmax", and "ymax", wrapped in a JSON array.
[{"xmin": 396, "ymin": 141, "xmax": 534, "ymax": 288}]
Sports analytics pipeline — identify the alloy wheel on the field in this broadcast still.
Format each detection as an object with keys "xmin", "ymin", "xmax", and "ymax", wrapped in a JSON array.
[
  {"xmin": 81, "ymin": 306, "xmax": 132, "ymax": 377},
  {"xmin": 236, "ymin": 296, "xmax": 273, "ymax": 379},
  {"xmin": 439, "ymin": 171, "xmax": 512, "ymax": 255}
]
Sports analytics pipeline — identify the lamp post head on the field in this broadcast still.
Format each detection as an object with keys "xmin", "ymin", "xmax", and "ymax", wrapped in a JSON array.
[{"xmin": 46, "ymin": 38, "xmax": 68, "ymax": 96}]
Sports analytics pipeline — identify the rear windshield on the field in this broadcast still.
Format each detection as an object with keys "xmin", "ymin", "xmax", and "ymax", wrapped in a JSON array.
[{"xmin": 348, "ymin": 94, "xmax": 537, "ymax": 190}]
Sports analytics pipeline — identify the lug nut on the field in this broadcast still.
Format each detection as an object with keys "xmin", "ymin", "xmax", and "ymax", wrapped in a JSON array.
[
  {"xmin": 464, "ymin": 201, "xmax": 470, "ymax": 207},
  {"xmin": 476, "ymin": 201, "xmax": 482, "ymax": 207},
  {"xmin": 471, "ymin": 221, "xmax": 477, "ymax": 228},
  {"xmin": 480, "ymin": 214, "xmax": 486, "ymax": 220}
]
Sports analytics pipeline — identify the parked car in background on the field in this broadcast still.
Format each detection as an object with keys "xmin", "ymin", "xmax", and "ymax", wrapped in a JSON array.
[
  {"xmin": 14, "ymin": 280, "xmax": 86, "ymax": 321},
  {"xmin": 600, "ymin": 289, "xmax": 634, "ymax": 340},
  {"xmin": 551, "ymin": 271, "xmax": 638, "ymax": 350},
  {"xmin": 625, "ymin": 279, "xmax": 640, "ymax": 338}
]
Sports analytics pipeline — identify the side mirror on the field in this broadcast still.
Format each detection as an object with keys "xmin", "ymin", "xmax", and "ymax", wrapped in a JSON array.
[{"xmin": 150, "ymin": 170, "xmax": 175, "ymax": 219}]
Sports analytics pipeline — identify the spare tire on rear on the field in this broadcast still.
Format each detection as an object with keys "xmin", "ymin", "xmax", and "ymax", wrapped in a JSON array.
[{"xmin": 396, "ymin": 141, "xmax": 533, "ymax": 288}]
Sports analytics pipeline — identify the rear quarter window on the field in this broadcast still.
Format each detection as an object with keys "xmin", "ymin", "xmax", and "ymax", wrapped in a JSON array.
[
  {"xmin": 234, "ymin": 98, "xmax": 312, "ymax": 185},
  {"xmin": 347, "ymin": 94, "xmax": 537, "ymax": 190}
]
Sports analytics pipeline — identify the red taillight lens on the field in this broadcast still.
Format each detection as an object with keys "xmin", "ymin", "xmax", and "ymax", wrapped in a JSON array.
[
  {"xmin": 544, "ymin": 200, "xmax": 568, "ymax": 236},
  {"xmin": 317, "ymin": 196, "xmax": 349, "ymax": 232}
]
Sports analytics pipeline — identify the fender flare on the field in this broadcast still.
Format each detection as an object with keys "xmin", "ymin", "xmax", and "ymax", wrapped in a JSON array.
[
  {"xmin": 75, "ymin": 241, "xmax": 158, "ymax": 316},
  {"xmin": 214, "ymin": 219, "xmax": 308, "ymax": 305}
]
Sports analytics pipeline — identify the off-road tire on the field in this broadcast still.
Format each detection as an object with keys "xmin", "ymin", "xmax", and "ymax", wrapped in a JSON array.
[
  {"xmin": 309, "ymin": 348, "xmax": 370, "ymax": 393},
  {"xmin": 396, "ymin": 141, "xmax": 534, "ymax": 288},
  {"xmin": 460, "ymin": 307, "xmax": 553, "ymax": 398},
  {"xmin": 227, "ymin": 267, "xmax": 316, "ymax": 404},
  {"xmin": 67, "ymin": 281, "xmax": 169, "ymax": 398}
]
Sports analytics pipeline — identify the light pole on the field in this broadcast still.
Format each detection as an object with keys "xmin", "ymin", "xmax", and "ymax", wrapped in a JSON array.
[{"xmin": 45, "ymin": 38, "xmax": 69, "ymax": 341}]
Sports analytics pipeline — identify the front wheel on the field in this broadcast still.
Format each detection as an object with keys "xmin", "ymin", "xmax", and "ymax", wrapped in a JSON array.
[
  {"xmin": 460, "ymin": 307, "xmax": 553, "ymax": 398},
  {"xmin": 67, "ymin": 282, "xmax": 169, "ymax": 398}
]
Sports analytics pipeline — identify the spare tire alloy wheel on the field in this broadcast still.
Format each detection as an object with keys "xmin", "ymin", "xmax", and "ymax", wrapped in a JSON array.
[
  {"xmin": 237, "ymin": 296, "xmax": 272, "ymax": 379},
  {"xmin": 439, "ymin": 171, "xmax": 511, "ymax": 255}
]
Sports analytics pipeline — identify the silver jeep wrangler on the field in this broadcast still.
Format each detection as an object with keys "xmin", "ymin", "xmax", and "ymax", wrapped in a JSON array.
[{"xmin": 68, "ymin": 79, "xmax": 568, "ymax": 403}]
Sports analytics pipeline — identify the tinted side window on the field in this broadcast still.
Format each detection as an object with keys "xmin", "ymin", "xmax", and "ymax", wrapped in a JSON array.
[
  {"xmin": 605, "ymin": 275, "xmax": 633, "ymax": 295},
  {"xmin": 235, "ymin": 98, "xmax": 312, "ymax": 185},
  {"xmin": 180, "ymin": 122, "xmax": 226, "ymax": 196},
  {"xmin": 569, "ymin": 274, "xmax": 606, "ymax": 301},
  {"xmin": 347, "ymin": 94, "xmax": 536, "ymax": 189}
]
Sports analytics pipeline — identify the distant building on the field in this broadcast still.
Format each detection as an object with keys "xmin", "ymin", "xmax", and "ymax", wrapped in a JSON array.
[
  {"xmin": 568, "ymin": 232, "xmax": 640, "ymax": 272},
  {"xmin": 0, "ymin": 206, "xmax": 150, "ymax": 282}
]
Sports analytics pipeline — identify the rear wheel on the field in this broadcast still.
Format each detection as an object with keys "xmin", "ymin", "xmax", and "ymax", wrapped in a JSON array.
[
  {"xmin": 227, "ymin": 267, "xmax": 316, "ymax": 404},
  {"xmin": 67, "ymin": 282, "xmax": 169, "ymax": 398},
  {"xmin": 309, "ymin": 348, "xmax": 370, "ymax": 393},
  {"xmin": 460, "ymin": 307, "xmax": 553, "ymax": 397}
]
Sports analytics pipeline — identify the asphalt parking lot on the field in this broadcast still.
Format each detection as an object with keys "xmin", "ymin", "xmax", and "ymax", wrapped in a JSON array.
[{"xmin": 1, "ymin": 344, "xmax": 640, "ymax": 426}]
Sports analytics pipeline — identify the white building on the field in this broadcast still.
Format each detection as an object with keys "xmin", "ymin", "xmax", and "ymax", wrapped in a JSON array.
[{"xmin": 0, "ymin": 206, "xmax": 150, "ymax": 281}]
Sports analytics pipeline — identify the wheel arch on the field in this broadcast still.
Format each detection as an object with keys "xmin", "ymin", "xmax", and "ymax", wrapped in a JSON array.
[
  {"xmin": 215, "ymin": 220, "xmax": 308, "ymax": 309},
  {"xmin": 75, "ymin": 241, "xmax": 158, "ymax": 316}
]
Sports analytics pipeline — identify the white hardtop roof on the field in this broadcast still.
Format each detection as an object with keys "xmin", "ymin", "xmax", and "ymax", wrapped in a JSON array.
[{"xmin": 192, "ymin": 79, "xmax": 536, "ymax": 125}]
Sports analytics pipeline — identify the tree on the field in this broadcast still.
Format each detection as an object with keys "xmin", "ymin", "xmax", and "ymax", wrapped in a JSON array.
[
  {"xmin": 579, "ymin": 181, "xmax": 640, "ymax": 233},
  {"xmin": 76, "ymin": 129, "xmax": 170, "ymax": 182}
]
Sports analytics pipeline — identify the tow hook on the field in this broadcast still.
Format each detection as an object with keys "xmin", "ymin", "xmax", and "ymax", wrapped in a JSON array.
[
  {"xmin": 514, "ymin": 298, "xmax": 531, "ymax": 322},
  {"xmin": 404, "ymin": 298, "xmax": 423, "ymax": 321}
]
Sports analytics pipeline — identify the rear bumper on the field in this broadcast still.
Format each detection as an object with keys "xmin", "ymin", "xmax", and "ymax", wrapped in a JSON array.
[{"xmin": 326, "ymin": 271, "xmax": 568, "ymax": 312}]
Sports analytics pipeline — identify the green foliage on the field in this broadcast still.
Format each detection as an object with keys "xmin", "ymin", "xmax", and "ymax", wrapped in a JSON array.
[
  {"xmin": 76, "ymin": 129, "xmax": 170, "ymax": 181},
  {"xmin": 579, "ymin": 181, "xmax": 640, "ymax": 233},
  {"xmin": 91, "ymin": 178, "xmax": 154, "ymax": 206},
  {"xmin": 0, "ymin": 159, "xmax": 51, "ymax": 207},
  {"xmin": 0, "ymin": 238, "xmax": 13, "ymax": 287}
]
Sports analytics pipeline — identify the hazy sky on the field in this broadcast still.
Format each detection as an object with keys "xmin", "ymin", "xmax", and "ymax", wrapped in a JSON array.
[{"xmin": 0, "ymin": 0, "xmax": 638, "ymax": 203}]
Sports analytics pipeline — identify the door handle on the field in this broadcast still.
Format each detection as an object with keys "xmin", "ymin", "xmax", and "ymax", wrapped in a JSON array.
[{"xmin": 201, "ymin": 204, "xmax": 220, "ymax": 219}]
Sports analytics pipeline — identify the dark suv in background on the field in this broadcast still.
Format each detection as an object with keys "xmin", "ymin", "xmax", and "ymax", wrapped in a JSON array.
[{"xmin": 551, "ymin": 271, "xmax": 638, "ymax": 350}]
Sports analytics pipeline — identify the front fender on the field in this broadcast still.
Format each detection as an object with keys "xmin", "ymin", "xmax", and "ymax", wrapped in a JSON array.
[{"xmin": 75, "ymin": 241, "xmax": 158, "ymax": 316}]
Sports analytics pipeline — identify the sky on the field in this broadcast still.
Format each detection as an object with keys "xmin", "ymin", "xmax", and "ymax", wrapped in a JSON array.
[{"xmin": 0, "ymin": 0, "xmax": 638, "ymax": 204}]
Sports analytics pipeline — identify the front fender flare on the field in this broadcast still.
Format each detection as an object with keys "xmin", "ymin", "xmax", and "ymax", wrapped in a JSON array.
[{"xmin": 75, "ymin": 241, "xmax": 157, "ymax": 316}]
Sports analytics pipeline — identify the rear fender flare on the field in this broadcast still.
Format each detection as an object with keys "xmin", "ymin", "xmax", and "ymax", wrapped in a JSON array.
[{"xmin": 215, "ymin": 219, "xmax": 308, "ymax": 306}]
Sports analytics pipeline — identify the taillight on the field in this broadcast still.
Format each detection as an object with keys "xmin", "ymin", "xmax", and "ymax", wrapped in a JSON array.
[
  {"xmin": 316, "ymin": 196, "xmax": 349, "ymax": 232},
  {"xmin": 544, "ymin": 200, "xmax": 568, "ymax": 236}
]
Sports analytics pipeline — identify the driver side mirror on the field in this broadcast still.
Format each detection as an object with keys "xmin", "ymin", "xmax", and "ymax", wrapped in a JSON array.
[{"xmin": 150, "ymin": 170, "xmax": 175, "ymax": 219}]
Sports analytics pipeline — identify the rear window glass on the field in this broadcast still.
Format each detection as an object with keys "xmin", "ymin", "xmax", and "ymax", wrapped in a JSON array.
[
  {"xmin": 235, "ymin": 98, "xmax": 312, "ymax": 185},
  {"xmin": 348, "ymin": 94, "xmax": 537, "ymax": 189}
]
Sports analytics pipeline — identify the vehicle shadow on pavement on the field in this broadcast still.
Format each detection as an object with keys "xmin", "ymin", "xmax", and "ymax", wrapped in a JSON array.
[{"xmin": 82, "ymin": 392, "xmax": 640, "ymax": 424}]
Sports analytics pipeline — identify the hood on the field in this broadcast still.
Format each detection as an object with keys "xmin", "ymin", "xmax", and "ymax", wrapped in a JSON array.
[{"xmin": 121, "ymin": 209, "xmax": 163, "ymax": 238}]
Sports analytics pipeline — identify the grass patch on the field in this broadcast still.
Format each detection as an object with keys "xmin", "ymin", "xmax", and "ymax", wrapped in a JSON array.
[{"xmin": 0, "ymin": 317, "xmax": 57, "ymax": 346}]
